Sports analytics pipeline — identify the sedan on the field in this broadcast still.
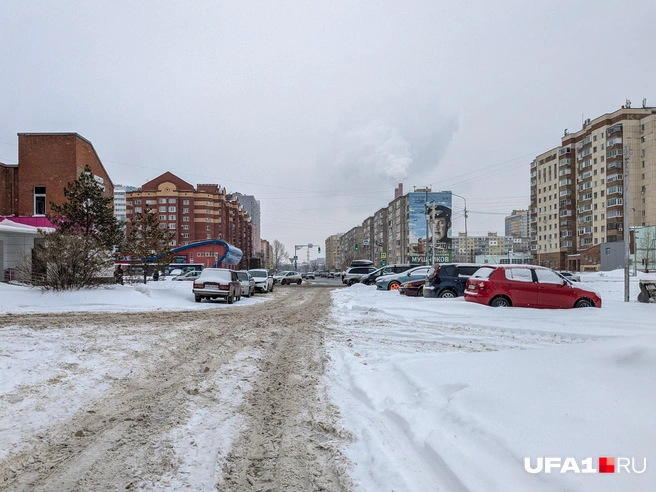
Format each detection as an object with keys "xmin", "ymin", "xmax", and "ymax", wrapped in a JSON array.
[
  {"xmin": 464, "ymin": 265, "xmax": 601, "ymax": 308},
  {"xmin": 236, "ymin": 270, "xmax": 256, "ymax": 297},
  {"xmin": 172, "ymin": 270, "xmax": 202, "ymax": 281},
  {"xmin": 398, "ymin": 279, "xmax": 426, "ymax": 297},
  {"xmin": 376, "ymin": 266, "xmax": 432, "ymax": 291},
  {"xmin": 559, "ymin": 271, "xmax": 581, "ymax": 282},
  {"xmin": 192, "ymin": 268, "xmax": 241, "ymax": 304},
  {"xmin": 273, "ymin": 271, "xmax": 302, "ymax": 285}
]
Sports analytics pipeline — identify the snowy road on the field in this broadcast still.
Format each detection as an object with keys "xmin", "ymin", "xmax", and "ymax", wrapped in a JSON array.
[{"xmin": 0, "ymin": 287, "xmax": 352, "ymax": 491}]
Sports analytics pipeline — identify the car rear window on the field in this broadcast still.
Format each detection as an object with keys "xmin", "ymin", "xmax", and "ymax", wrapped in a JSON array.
[
  {"xmin": 441, "ymin": 265, "xmax": 457, "ymax": 277},
  {"xmin": 471, "ymin": 267, "xmax": 495, "ymax": 279},
  {"xmin": 237, "ymin": 272, "xmax": 249, "ymax": 280},
  {"xmin": 249, "ymin": 270, "xmax": 267, "ymax": 278},
  {"xmin": 458, "ymin": 266, "xmax": 480, "ymax": 277},
  {"xmin": 200, "ymin": 269, "xmax": 232, "ymax": 281}
]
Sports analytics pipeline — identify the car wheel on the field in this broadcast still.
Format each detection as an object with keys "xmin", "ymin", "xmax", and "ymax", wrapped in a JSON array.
[
  {"xmin": 388, "ymin": 281, "xmax": 400, "ymax": 291},
  {"xmin": 195, "ymin": 296, "xmax": 201, "ymax": 303},
  {"xmin": 297, "ymin": 279, "xmax": 302, "ymax": 285},
  {"xmin": 574, "ymin": 298, "xmax": 594, "ymax": 308},
  {"xmin": 490, "ymin": 296, "xmax": 511, "ymax": 307},
  {"xmin": 438, "ymin": 289, "xmax": 457, "ymax": 299},
  {"xmin": 227, "ymin": 293, "xmax": 234, "ymax": 304},
  {"xmin": 281, "ymin": 279, "xmax": 287, "ymax": 285},
  {"xmin": 417, "ymin": 287, "xmax": 423, "ymax": 297}
]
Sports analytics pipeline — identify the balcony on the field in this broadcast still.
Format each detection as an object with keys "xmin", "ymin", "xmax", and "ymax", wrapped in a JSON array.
[
  {"xmin": 559, "ymin": 190, "xmax": 572, "ymax": 197},
  {"xmin": 607, "ymin": 124, "xmax": 623, "ymax": 137},
  {"xmin": 607, "ymin": 161, "xmax": 623, "ymax": 171},
  {"xmin": 559, "ymin": 158, "xmax": 572, "ymax": 167}
]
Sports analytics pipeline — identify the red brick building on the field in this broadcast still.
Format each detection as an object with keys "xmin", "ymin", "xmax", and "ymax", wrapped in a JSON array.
[
  {"xmin": 125, "ymin": 172, "xmax": 253, "ymax": 269},
  {"xmin": 0, "ymin": 133, "xmax": 114, "ymax": 217}
]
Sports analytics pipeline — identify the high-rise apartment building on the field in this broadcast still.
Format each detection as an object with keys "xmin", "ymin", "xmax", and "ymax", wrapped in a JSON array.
[
  {"xmin": 531, "ymin": 103, "xmax": 656, "ymax": 270},
  {"xmin": 324, "ymin": 234, "xmax": 342, "ymax": 271},
  {"xmin": 233, "ymin": 193, "xmax": 261, "ymax": 255},
  {"xmin": 505, "ymin": 209, "xmax": 529, "ymax": 237}
]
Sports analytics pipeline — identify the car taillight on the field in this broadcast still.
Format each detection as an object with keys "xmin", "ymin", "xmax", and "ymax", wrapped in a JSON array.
[
  {"xmin": 475, "ymin": 280, "xmax": 489, "ymax": 290},
  {"xmin": 219, "ymin": 283, "xmax": 229, "ymax": 289},
  {"xmin": 194, "ymin": 282, "xmax": 204, "ymax": 288}
]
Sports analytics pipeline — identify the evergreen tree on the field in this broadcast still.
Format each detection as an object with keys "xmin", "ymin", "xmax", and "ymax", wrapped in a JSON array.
[
  {"xmin": 124, "ymin": 208, "xmax": 175, "ymax": 283},
  {"xmin": 48, "ymin": 165, "xmax": 124, "ymax": 250}
]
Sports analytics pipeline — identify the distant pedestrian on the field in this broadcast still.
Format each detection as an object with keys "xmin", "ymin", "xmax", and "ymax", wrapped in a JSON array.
[
  {"xmin": 153, "ymin": 270, "xmax": 160, "ymax": 281},
  {"xmin": 114, "ymin": 266, "xmax": 124, "ymax": 285}
]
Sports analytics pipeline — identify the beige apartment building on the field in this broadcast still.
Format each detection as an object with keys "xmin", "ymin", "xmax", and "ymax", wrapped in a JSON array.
[
  {"xmin": 324, "ymin": 234, "xmax": 342, "ymax": 271},
  {"xmin": 531, "ymin": 103, "xmax": 656, "ymax": 270}
]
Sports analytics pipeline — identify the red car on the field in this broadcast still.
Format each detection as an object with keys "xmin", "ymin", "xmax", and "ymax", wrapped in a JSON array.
[
  {"xmin": 398, "ymin": 279, "xmax": 426, "ymax": 297},
  {"xmin": 464, "ymin": 265, "xmax": 602, "ymax": 309}
]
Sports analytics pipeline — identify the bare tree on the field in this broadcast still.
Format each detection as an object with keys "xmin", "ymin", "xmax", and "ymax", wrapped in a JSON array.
[
  {"xmin": 639, "ymin": 227, "xmax": 656, "ymax": 273},
  {"xmin": 272, "ymin": 239, "xmax": 288, "ymax": 272}
]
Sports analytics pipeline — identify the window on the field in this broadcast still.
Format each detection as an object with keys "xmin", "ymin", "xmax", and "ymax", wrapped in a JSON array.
[
  {"xmin": 182, "ymin": 225, "xmax": 189, "ymax": 230},
  {"xmin": 206, "ymin": 225, "xmax": 211, "ymax": 231},
  {"xmin": 183, "ymin": 199, "xmax": 190, "ymax": 205},
  {"xmin": 168, "ymin": 206, "xmax": 176, "ymax": 212},
  {"xmin": 159, "ymin": 223, "xmax": 166, "ymax": 229},
  {"xmin": 169, "ymin": 198, "xmax": 176, "ymax": 203},
  {"xmin": 535, "ymin": 269, "xmax": 563, "ymax": 285},
  {"xmin": 182, "ymin": 233, "xmax": 189, "ymax": 238},
  {"xmin": 159, "ymin": 206, "xmax": 166, "ymax": 212},
  {"xmin": 205, "ymin": 218, "xmax": 210, "ymax": 222},
  {"xmin": 135, "ymin": 207, "xmax": 142, "ymax": 213},
  {"xmin": 168, "ymin": 223, "xmax": 176, "ymax": 229},
  {"xmin": 159, "ymin": 198, "xmax": 167, "ymax": 204},
  {"xmin": 206, "ymin": 234, "xmax": 211, "ymax": 239},
  {"xmin": 34, "ymin": 186, "xmax": 46, "ymax": 215},
  {"xmin": 183, "ymin": 208, "xmax": 189, "ymax": 213},
  {"xmin": 505, "ymin": 268, "xmax": 533, "ymax": 282},
  {"xmin": 183, "ymin": 216, "xmax": 190, "ymax": 222},
  {"xmin": 206, "ymin": 209, "xmax": 211, "ymax": 214},
  {"xmin": 135, "ymin": 199, "xmax": 142, "ymax": 205},
  {"xmin": 159, "ymin": 215, "xmax": 166, "ymax": 221},
  {"xmin": 169, "ymin": 215, "xmax": 176, "ymax": 221}
]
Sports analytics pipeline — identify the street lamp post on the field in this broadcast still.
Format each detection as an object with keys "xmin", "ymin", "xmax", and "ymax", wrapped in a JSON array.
[{"xmin": 450, "ymin": 192, "xmax": 468, "ymax": 262}]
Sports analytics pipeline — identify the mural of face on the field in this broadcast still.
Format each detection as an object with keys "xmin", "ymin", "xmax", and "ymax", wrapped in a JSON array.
[{"xmin": 435, "ymin": 217, "xmax": 449, "ymax": 241}]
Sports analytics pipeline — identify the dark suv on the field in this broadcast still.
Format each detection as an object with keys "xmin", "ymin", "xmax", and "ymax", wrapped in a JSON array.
[
  {"xmin": 423, "ymin": 263, "xmax": 482, "ymax": 298},
  {"xmin": 343, "ymin": 266, "xmax": 377, "ymax": 286},
  {"xmin": 360, "ymin": 264, "xmax": 421, "ymax": 285}
]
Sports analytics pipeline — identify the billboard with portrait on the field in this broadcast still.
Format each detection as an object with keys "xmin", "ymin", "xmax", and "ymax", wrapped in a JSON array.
[{"xmin": 407, "ymin": 191, "xmax": 452, "ymax": 264}]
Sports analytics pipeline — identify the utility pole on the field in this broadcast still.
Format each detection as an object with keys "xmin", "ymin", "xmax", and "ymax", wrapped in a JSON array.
[{"xmin": 623, "ymin": 145, "xmax": 631, "ymax": 302}]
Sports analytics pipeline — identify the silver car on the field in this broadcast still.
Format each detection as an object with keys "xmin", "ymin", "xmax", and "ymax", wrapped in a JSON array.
[
  {"xmin": 273, "ymin": 271, "xmax": 302, "ymax": 285},
  {"xmin": 236, "ymin": 270, "xmax": 256, "ymax": 297}
]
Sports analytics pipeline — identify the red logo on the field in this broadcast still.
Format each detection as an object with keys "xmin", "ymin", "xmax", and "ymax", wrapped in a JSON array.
[{"xmin": 599, "ymin": 457, "xmax": 615, "ymax": 473}]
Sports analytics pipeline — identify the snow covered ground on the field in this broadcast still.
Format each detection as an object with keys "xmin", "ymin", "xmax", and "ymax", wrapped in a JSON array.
[
  {"xmin": 327, "ymin": 270, "xmax": 656, "ymax": 492},
  {"xmin": 1, "ymin": 271, "xmax": 655, "ymax": 491}
]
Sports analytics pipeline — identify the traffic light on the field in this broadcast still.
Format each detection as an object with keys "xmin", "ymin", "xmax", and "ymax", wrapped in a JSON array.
[
  {"xmin": 318, "ymin": 247, "xmax": 321, "ymax": 254},
  {"xmin": 381, "ymin": 261, "xmax": 386, "ymax": 266},
  {"xmin": 355, "ymin": 244, "xmax": 359, "ymax": 251}
]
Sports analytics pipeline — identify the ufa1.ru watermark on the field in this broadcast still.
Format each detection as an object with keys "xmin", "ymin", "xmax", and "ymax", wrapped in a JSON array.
[{"xmin": 525, "ymin": 457, "xmax": 646, "ymax": 474}]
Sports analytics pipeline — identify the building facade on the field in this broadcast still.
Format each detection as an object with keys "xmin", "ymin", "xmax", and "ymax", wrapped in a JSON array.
[
  {"xmin": 324, "ymin": 234, "xmax": 342, "ymax": 271},
  {"xmin": 0, "ymin": 133, "xmax": 114, "ymax": 218},
  {"xmin": 505, "ymin": 209, "xmax": 529, "ymax": 237},
  {"xmin": 125, "ymin": 172, "xmax": 253, "ymax": 269},
  {"xmin": 531, "ymin": 104, "xmax": 656, "ymax": 271}
]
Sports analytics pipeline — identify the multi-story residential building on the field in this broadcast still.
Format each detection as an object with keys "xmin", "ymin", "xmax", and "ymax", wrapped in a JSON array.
[
  {"xmin": 260, "ymin": 239, "xmax": 272, "ymax": 270},
  {"xmin": 338, "ymin": 226, "xmax": 364, "ymax": 269},
  {"xmin": 372, "ymin": 207, "xmax": 389, "ymax": 267},
  {"xmin": 362, "ymin": 216, "xmax": 374, "ymax": 264},
  {"xmin": 324, "ymin": 234, "xmax": 342, "ymax": 271},
  {"xmin": 452, "ymin": 232, "xmax": 523, "ymax": 262},
  {"xmin": 0, "ymin": 133, "xmax": 114, "ymax": 218},
  {"xmin": 113, "ymin": 185, "xmax": 137, "ymax": 224},
  {"xmin": 531, "ymin": 103, "xmax": 656, "ymax": 270},
  {"xmin": 233, "ymin": 193, "xmax": 261, "ymax": 255},
  {"xmin": 125, "ymin": 172, "xmax": 253, "ymax": 268},
  {"xmin": 505, "ymin": 209, "xmax": 529, "ymax": 237}
]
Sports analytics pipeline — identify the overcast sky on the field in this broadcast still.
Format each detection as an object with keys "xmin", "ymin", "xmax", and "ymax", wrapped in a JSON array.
[{"xmin": 1, "ymin": 1, "xmax": 654, "ymax": 259}]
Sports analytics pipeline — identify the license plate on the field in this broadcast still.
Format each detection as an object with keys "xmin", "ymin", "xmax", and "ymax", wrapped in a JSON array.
[{"xmin": 468, "ymin": 284, "xmax": 475, "ymax": 290}]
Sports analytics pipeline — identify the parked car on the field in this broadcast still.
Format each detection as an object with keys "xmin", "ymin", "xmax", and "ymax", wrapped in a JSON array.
[
  {"xmin": 558, "ymin": 271, "xmax": 581, "ymax": 282},
  {"xmin": 306, "ymin": 271, "xmax": 315, "ymax": 279},
  {"xmin": 248, "ymin": 268, "xmax": 274, "ymax": 293},
  {"xmin": 464, "ymin": 265, "xmax": 602, "ymax": 308},
  {"xmin": 423, "ymin": 263, "xmax": 483, "ymax": 298},
  {"xmin": 360, "ymin": 264, "xmax": 421, "ymax": 285},
  {"xmin": 273, "ymin": 271, "xmax": 302, "ymax": 285},
  {"xmin": 343, "ymin": 266, "xmax": 377, "ymax": 286},
  {"xmin": 350, "ymin": 259, "xmax": 374, "ymax": 267},
  {"xmin": 236, "ymin": 270, "xmax": 256, "ymax": 297},
  {"xmin": 398, "ymin": 278, "xmax": 426, "ymax": 297},
  {"xmin": 192, "ymin": 268, "xmax": 241, "ymax": 303},
  {"xmin": 172, "ymin": 270, "xmax": 202, "ymax": 281},
  {"xmin": 376, "ymin": 265, "xmax": 432, "ymax": 291}
]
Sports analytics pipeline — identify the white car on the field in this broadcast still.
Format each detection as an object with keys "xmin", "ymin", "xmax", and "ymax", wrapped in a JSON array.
[
  {"xmin": 236, "ymin": 270, "xmax": 256, "ymax": 297},
  {"xmin": 172, "ymin": 270, "xmax": 202, "ymax": 281},
  {"xmin": 273, "ymin": 271, "xmax": 302, "ymax": 285},
  {"xmin": 248, "ymin": 269, "xmax": 274, "ymax": 293}
]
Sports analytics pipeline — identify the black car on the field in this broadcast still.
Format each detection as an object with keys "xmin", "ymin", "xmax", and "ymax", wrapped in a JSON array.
[
  {"xmin": 423, "ymin": 263, "xmax": 483, "ymax": 298},
  {"xmin": 360, "ymin": 264, "xmax": 421, "ymax": 285}
]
